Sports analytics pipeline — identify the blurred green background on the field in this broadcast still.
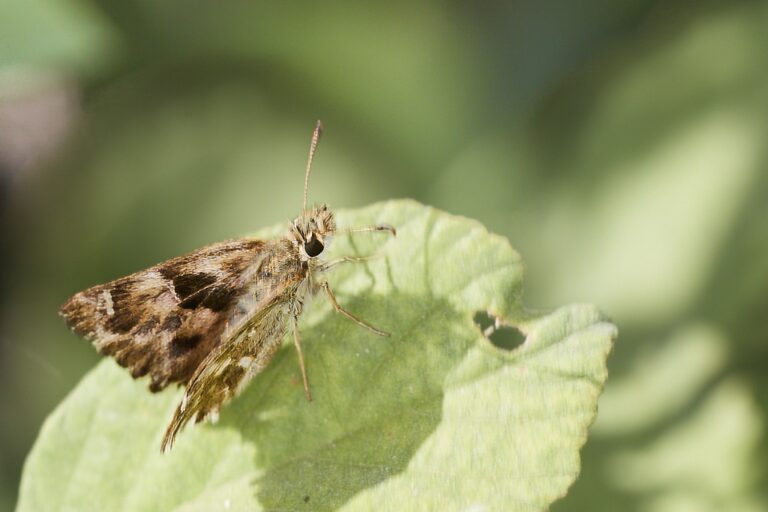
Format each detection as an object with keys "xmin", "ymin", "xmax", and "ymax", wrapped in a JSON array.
[{"xmin": 1, "ymin": 0, "xmax": 767, "ymax": 510}]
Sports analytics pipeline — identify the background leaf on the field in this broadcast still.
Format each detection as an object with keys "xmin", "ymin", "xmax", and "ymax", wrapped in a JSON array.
[{"xmin": 17, "ymin": 200, "xmax": 615, "ymax": 512}]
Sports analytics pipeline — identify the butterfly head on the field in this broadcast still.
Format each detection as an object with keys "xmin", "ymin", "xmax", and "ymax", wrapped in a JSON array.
[{"xmin": 292, "ymin": 204, "xmax": 336, "ymax": 260}]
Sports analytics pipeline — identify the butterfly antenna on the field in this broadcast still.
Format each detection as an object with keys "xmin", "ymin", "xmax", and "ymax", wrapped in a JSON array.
[{"xmin": 303, "ymin": 120, "xmax": 323, "ymax": 211}]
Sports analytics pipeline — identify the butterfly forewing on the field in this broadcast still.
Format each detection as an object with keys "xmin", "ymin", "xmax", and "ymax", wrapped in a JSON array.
[{"xmin": 59, "ymin": 239, "xmax": 269, "ymax": 391}]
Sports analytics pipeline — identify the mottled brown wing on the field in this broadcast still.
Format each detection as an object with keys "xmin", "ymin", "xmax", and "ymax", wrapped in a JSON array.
[
  {"xmin": 161, "ymin": 284, "xmax": 297, "ymax": 452},
  {"xmin": 59, "ymin": 239, "xmax": 267, "ymax": 391}
]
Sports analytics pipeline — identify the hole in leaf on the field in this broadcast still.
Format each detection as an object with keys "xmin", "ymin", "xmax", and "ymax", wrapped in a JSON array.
[{"xmin": 474, "ymin": 311, "xmax": 525, "ymax": 351}]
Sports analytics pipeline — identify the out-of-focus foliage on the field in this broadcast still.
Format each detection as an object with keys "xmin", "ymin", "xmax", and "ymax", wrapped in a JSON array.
[{"xmin": 1, "ymin": 0, "xmax": 767, "ymax": 510}]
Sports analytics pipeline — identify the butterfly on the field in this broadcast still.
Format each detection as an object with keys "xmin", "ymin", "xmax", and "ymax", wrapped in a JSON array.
[{"xmin": 59, "ymin": 121, "xmax": 395, "ymax": 451}]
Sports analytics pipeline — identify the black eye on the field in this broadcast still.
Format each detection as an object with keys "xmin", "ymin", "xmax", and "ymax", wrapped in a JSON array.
[{"xmin": 304, "ymin": 237, "xmax": 324, "ymax": 257}]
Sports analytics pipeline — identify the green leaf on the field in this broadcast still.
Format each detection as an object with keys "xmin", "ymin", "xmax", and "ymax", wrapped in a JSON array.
[{"xmin": 17, "ymin": 200, "xmax": 615, "ymax": 512}]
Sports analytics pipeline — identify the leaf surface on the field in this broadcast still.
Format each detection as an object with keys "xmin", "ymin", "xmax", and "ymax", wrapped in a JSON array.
[{"xmin": 18, "ymin": 200, "xmax": 615, "ymax": 512}]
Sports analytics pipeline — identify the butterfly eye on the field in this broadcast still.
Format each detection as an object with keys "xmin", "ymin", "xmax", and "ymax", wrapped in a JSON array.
[{"xmin": 304, "ymin": 236, "xmax": 324, "ymax": 257}]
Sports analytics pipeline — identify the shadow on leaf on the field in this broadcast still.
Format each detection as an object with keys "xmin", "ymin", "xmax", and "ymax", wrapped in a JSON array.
[{"xmin": 216, "ymin": 290, "xmax": 475, "ymax": 510}]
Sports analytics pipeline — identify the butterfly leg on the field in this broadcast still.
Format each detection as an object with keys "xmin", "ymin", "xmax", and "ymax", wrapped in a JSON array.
[
  {"xmin": 335, "ymin": 224, "xmax": 396, "ymax": 237},
  {"xmin": 316, "ymin": 255, "xmax": 379, "ymax": 273},
  {"xmin": 320, "ymin": 281, "xmax": 389, "ymax": 337},
  {"xmin": 291, "ymin": 316, "xmax": 312, "ymax": 402}
]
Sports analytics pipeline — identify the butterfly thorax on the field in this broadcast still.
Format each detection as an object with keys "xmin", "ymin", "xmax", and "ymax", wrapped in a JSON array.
[{"xmin": 226, "ymin": 205, "xmax": 334, "ymax": 345}]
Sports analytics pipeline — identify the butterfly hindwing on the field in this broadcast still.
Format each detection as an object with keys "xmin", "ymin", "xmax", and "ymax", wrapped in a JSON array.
[{"xmin": 160, "ymin": 288, "xmax": 295, "ymax": 451}]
